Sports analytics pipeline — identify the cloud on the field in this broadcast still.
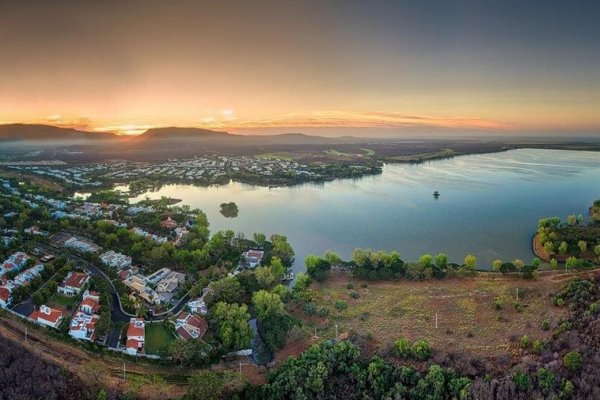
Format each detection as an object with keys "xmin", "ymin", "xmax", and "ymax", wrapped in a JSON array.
[{"xmin": 197, "ymin": 111, "xmax": 512, "ymax": 132}]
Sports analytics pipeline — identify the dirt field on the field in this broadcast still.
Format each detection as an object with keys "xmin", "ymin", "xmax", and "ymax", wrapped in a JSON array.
[{"xmin": 305, "ymin": 270, "xmax": 573, "ymax": 359}]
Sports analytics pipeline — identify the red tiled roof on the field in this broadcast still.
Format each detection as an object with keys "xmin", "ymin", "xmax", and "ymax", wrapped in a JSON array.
[
  {"xmin": 61, "ymin": 272, "xmax": 89, "ymax": 289},
  {"xmin": 30, "ymin": 307, "xmax": 63, "ymax": 324},
  {"xmin": 187, "ymin": 315, "xmax": 208, "ymax": 331},
  {"xmin": 176, "ymin": 326, "xmax": 193, "ymax": 340},
  {"xmin": 79, "ymin": 298, "xmax": 100, "ymax": 313},
  {"xmin": 126, "ymin": 338, "xmax": 142, "ymax": 350},
  {"xmin": 127, "ymin": 320, "xmax": 145, "ymax": 338},
  {"xmin": 0, "ymin": 287, "xmax": 10, "ymax": 301}
]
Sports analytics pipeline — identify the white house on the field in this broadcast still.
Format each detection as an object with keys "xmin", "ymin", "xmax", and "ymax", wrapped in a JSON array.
[
  {"xmin": 175, "ymin": 312, "xmax": 208, "ymax": 340},
  {"xmin": 69, "ymin": 311, "xmax": 100, "ymax": 342},
  {"xmin": 0, "ymin": 286, "xmax": 12, "ymax": 308},
  {"xmin": 126, "ymin": 318, "xmax": 145, "ymax": 355},
  {"xmin": 57, "ymin": 271, "xmax": 90, "ymax": 296},
  {"xmin": 100, "ymin": 250, "xmax": 132, "ymax": 269},
  {"xmin": 30, "ymin": 305, "xmax": 64, "ymax": 329},
  {"xmin": 79, "ymin": 290, "xmax": 101, "ymax": 315},
  {"xmin": 187, "ymin": 298, "xmax": 208, "ymax": 316},
  {"xmin": 241, "ymin": 250, "xmax": 264, "ymax": 269}
]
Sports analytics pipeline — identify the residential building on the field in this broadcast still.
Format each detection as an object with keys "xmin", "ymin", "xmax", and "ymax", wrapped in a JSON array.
[
  {"xmin": 69, "ymin": 311, "xmax": 100, "ymax": 342},
  {"xmin": 175, "ymin": 312, "xmax": 208, "ymax": 340},
  {"xmin": 57, "ymin": 271, "xmax": 90, "ymax": 296},
  {"xmin": 187, "ymin": 298, "xmax": 208, "ymax": 316},
  {"xmin": 0, "ymin": 286, "xmax": 12, "ymax": 308},
  {"xmin": 79, "ymin": 290, "xmax": 101, "ymax": 315},
  {"xmin": 64, "ymin": 237, "xmax": 102, "ymax": 253},
  {"xmin": 126, "ymin": 318, "xmax": 145, "ymax": 355},
  {"xmin": 100, "ymin": 250, "xmax": 132, "ymax": 269},
  {"xmin": 30, "ymin": 305, "xmax": 64, "ymax": 329},
  {"xmin": 241, "ymin": 249, "xmax": 264, "ymax": 269},
  {"xmin": 160, "ymin": 216, "xmax": 178, "ymax": 229}
]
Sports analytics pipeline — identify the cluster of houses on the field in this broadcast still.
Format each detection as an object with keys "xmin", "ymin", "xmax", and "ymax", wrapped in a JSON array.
[
  {"xmin": 0, "ymin": 252, "xmax": 45, "ymax": 308},
  {"xmin": 122, "ymin": 267, "xmax": 186, "ymax": 306}
]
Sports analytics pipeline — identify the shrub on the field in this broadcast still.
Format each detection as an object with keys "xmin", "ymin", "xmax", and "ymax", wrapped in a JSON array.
[
  {"xmin": 360, "ymin": 282, "xmax": 368, "ymax": 288},
  {"xmin": 520, "ymin": 335, "xmax": 532, "ymax": 349},
  {"xmin": 542, "ymin": 319, "xmax": 550, "ymax": 331},
  {"xmin": 563, "ymin": 351, "xmax": 583, "ymax": 372},
  {"xmin": 514, "ymin": 302, "xmax": 525, "ymax": 313},
  {"xmin": 532, "ymin": 339, "xmax": 543, "ymax": 354},
  {"xmin": 412, "ymin": 339, "xmax": 432, "ymax": 361},
  {"xmin": 317, "ymin": 307, "xmax": 330, "ymax": 318},
  {"xmin": 513, "ymin": 371, "xmax": 530, "ymax": 391},
  {"xmin": 349, "ymin": 291, "xmax": 360, "ymax": 299},
  {"xmin": 346, "ymin": 283, "xmax": 354, "ymax": 290},
  {"xmin": 394, "ymin": 338, "xmax": 412, "ymax": 359},
  {"xmin": 536, "ymin": 368, "xmax": 555, "ymax": 394},
  {"xmin": 334, "ymin": 301, "xmax": 348, "ymax": 311},
  {"xmin": 494, "ymin": 298, "xmax": 502, "ymax": 310},
  {"xmin": 303, "ymin": 302, "xmax": 317, "ymax": 316}
]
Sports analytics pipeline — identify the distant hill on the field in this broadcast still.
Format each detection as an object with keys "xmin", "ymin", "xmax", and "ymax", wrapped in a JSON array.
[{"xmin": 0, "ymin": 124, "xmax": 118, "ymax": 142}]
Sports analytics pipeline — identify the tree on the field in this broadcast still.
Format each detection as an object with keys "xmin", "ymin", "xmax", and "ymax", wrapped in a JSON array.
[
  {"xmin": 211, "ymin": 277, "xmax": 242, "ymax": 304},
  {"xmin": 412, "ymin": 339, "xmax": 432, "ymax": 360},
  {"xmin": 32, "ymin": 291, "xmax": 45, "ymax": 307},
  {"xmin": 492, "ymin": 259, "xmax": 502, "ymax": 272},
  {"xmin": 253, "ymin": 232, "xmax": 266, "ymax": 247},
  {"xmin": 252, "ymin": 290, "xmax": 284, "ymax": 319},
  {"xmin": 185, "ymin": 371, "xmax": 223, "ymax": 400},
  {"xmin": 567, "ymin": 214, "xmax": 577, "ymax": 226},
  {"xmin": 595, "ymin": 244, "xmax": 600, "ymax": 259},
  {"xmin": 578, "ymin": 240, "xmax": 587, "ymax": 253},
  {"xmin": 464, "ymin": 254, "xmax": 476, "ymax": 269},
  {"xmin": 419, "ymin": 254, "xmax": 433, "ymax": 268},
  {"xmin": 558, "ymin": 241, "xmax": 569, "ymax": 255},
  {"xmin": 532, "ymin": 258, "xmax": 541, "ymax": 268},
  {"xmin": 256, "ymin": 266, "xmax": 277, "ymax": 289},
  {"xmin": 566, "ymin": 256, "xmax": 578, "ymax": 271},
  {"xmin": 213, "ymin": 302, "xmax": 251, "ymax": 351},
  {"xmin": 394, "ymin": 338, "xmax": 411, "ymax": 358},
  {"xmin": 305, "ymin": 255, "xmax": 331, "ymax": 282},
  {"xmin": 537, "ymin": 368, "xmax": 555, "ymax": 395},
  {"xmin": 434, "ymin": 253, "xmax": 448, "ymax": 269},
  {"xmin": 513, "ymin": 259, "xmax": 524, "ymax": 271},
  {"xmin": 544, "ymin": 241, "xmax": 555, "ymax": 253},
  {"xmin": 563, "ymin": 351, "xmax": 583, "ymax": 372},
  {"xmin": 324, "ymin": 251, "xmax": 342, "ymax": 265},
  {"xmin": 550, "ymin": 258, "xmax": 558, "ymax": 272}
]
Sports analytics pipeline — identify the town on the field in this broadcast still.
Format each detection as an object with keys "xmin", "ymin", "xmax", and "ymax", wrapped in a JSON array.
[
  {"xmin": 2, "ymin": 154, "xmax": 382, "ymax": 189},
  {"xmin": 0, "ymin": 177, "xmax": 295, "ymax": 362}
]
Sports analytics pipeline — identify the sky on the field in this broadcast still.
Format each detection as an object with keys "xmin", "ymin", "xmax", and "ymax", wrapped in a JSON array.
[{"xmin": 0, "ymin": 0, "xmax": 599, "ymax": 136}]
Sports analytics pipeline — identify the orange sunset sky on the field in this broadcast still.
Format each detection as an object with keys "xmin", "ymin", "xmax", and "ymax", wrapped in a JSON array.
[{"xmin": 1, "ymin": 1, "xmax": 599, "ymax": 136}]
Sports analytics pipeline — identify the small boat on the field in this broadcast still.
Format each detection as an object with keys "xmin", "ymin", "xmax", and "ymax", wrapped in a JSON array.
[{"xmin": 433, "ymin": 191, "xmax": 440, "ymax": 197}]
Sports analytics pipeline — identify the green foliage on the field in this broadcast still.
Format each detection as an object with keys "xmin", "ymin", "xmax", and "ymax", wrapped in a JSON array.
[
  {"xmin": 252, "ymin": 341, "xmax": 470, "ymax": 400},
  {"xmin": 536, "ymin": 368, "xmax": 555, "ymax": 394},
  {"xmin": 212, "ymin": 302, "xmax": 251, "ymax": 351},
  {"xmin": 185, "ymin": 371, "xmax": 224, "ymax": 400},
  {"xmin": 520, "ymin": 335, "xmax": 531, "ymax": 349},
  {"xmin": 334, "ymin": 300, "xmax": 348, "ymax": 311},
  {"xmin": 412, "ymin": 339, "xmax": 432, "ymax": 361},
  {"xmin": 252, "ymin": 290, "xmax": 284, "ymax": 319},
  {"xmin": 211, "ymin": 277, "xmax": 242, "ymax": 303},
  {"xmin": 513, "ymin": 371, "xmax": 530, "ymax": 391},
  {"xmin": 304, "ymin": 255, "xmax": 331, "ymax": 282},
  {"xmin": 563, "ymin": 351, "xmax": 583, "ymax": 372}
]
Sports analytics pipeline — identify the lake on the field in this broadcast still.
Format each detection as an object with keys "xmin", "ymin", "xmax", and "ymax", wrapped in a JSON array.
[{"xmin": 125, "ymin": 149, "xmax": 600, "ymax": 273}]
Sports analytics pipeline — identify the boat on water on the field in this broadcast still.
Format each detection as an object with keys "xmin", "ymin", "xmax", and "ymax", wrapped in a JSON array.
[{"xmin": 433, "ymin": 191, "xmax": 440, "ymax": 197}]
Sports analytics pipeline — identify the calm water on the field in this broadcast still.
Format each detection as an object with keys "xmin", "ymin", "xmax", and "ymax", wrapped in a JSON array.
[{"xmin": 126, "ymin": 149, "xmax": 600, "ymax": 272}]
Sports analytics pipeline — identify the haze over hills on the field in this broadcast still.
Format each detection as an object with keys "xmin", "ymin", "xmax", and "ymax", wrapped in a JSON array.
[{"xmin": 0, "ymin": 124, "xmax": 119, "ymax": 142}]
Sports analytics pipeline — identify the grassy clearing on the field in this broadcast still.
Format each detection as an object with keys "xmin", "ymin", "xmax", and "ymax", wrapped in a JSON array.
[
  {"xmin": 360, "ymin": 148, "xmax": 376, "ymax": 156},
  {"xmin": 306, "ymin": 272, "xmax": 567, "ymax": 357},
  {"xmin": 145, "ymin": 323, "xmax": 176, "ymax": 355},
  {"xmin": 48, "ymin": 293, "xmax": 79, "ymax": 313}
]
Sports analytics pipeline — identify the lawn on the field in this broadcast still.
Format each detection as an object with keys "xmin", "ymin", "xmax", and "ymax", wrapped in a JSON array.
[
  {"xmin": 144, "ymin": 322, "xmax": 176, "ymax": 355},
  {"xmin": 305, "ymin": 271, "xmax": 569, "ymax": 358},
  {"xmin": 48, "ymin": 293, "xmax": 79, "ymax": 313}
]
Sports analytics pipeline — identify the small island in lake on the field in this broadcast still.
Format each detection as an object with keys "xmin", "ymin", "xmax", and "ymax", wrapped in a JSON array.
[{"xmin": 220, "ymin": 201, "xmax": 239, "ymax": 218}]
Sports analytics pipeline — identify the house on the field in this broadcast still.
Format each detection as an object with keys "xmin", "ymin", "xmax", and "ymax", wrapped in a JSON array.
[
  {"xmin": 175, "ymin": 312, "xmax": 208, "ymax": 340},
  {"xmin": 0, "ymin": 252, "xmax": 31, "ymax": 278},
  {"xmin": 79, "ymin": 290, "xmax": 101, "ymax": 315},
  {"xmin": 30, "ymin": 305, "xmax": 64, "ymax": 329},
  {"xmin": 13, "ymin": 264, "xmax": 44, "ymax": 286},
  {"xmin": 57, "ymin": 271, "xmax": 90, "ymax": 296},
  {"xmin": 241, "ymin": 250, "xmax": 264, "ymax": 269},
  {"xmin": 69, "ymin": 311, "xmax": 100, "ymax": 342},
  {"xmin": 123, "ymin": 275, "xmax": 163, "ymax": 305},
  {"xmin": 100, "ymin": 250, "xmax": 132, "ymax": 269},
  {"xmin": 0, "ymin": 286, "xmax": 12, "ymax": 308},
  {"xmin": 160, "ymin": 216, "xmax": 178, "ymax": 230},
  {"xmin": 155, "ymin": 271, "xmax": 186, "ymax": 294},
  {"xmin": 173, "ymin": 227, "xmax": 189, "ymax": 246},
  {"xmin": 126, "ymin": 318, "xmax": 145, "ymax": 355},
  {"xmin": 23, "ymin": 226, "xmax": 49, "ymax": 236},
  {"xmin": 187, "ymin": 298, "xmax": 208, "ymax": 316},
  {"xmin": 64, "ymin": 237, "xmax": 102, "ymax": 253}
]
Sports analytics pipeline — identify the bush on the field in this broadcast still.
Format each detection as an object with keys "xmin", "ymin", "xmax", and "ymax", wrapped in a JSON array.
[
  {"xmin": 536, "ymin": 368, "xmax": 555, "ymax": 394},
  {"xmin": 394, "ymin": 338, "xmax": 412, "ymax": 359},
  {"xmin": 542, "ymin": 319, "xmax": 550, "ymax": 331},
  {"xmin": 349, "ymin": 291, "xmax": 360, "ymax": 299},
  {"xmin": 532, "ymin": 339, "xmax": 543, "ymax": 354},
  {"xmin": 303, "ymin": 302, "xmax": 317, "ymax": 316},
  {"xmin": 360, "ymin": 282, "xmax": 368, "ymax": 288},
  {"xmin": 346, "ymin": 283, "xmax": 354, "ymax": 290},
  {"xmin": 412, "ymin": 339, "xmax": 432, "ymax": 361},
  {"xmin": 563, "ymin": 351, "xmax": 583, "ymax": 372},
  {"xmin": 514, "ymin": 302, "xmax": 525, "ymax": 313},
  {"xmin": 513, "ymin": 371, "xmax": 530, "ymax": 391},
  {"xmin": 520, "ymin": 335, "xmax": 532, "ymax": 349},
  {"xmin": 317, "ymin": 307, "xmax": 330, "ymax": 318},
  {"xmin": 334, "ymin": 301, "xmax": 348, "ymax": 311}
]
